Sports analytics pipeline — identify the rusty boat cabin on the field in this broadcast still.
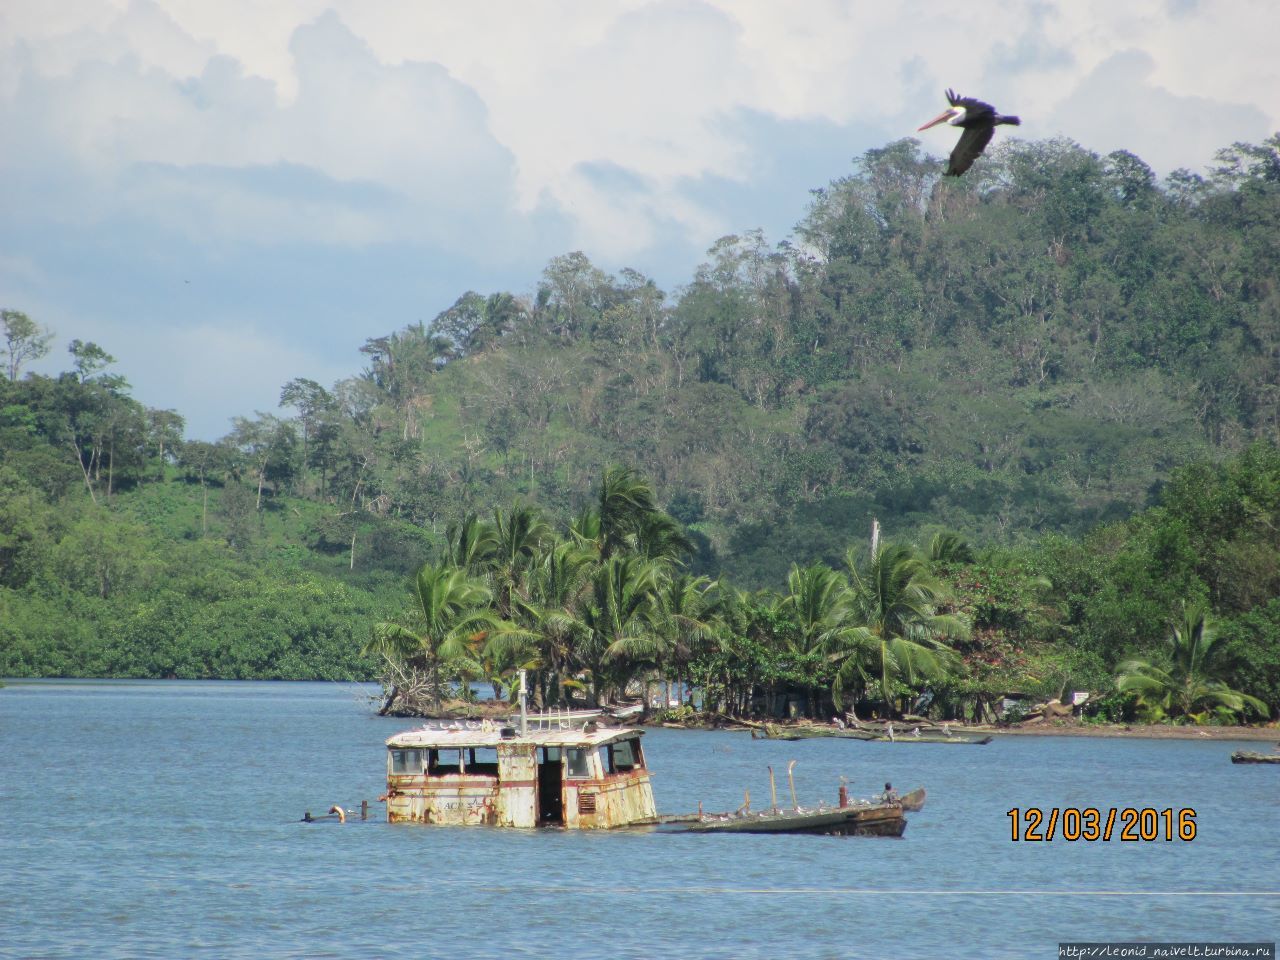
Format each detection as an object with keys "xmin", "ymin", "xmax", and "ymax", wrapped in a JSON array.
[{"xmin": 385, "ymin": 717, "xmax": 656, "ymax": 829}]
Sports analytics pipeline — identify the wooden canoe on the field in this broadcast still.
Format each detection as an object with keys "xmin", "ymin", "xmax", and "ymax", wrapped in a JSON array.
[
  {"xmin": 670, "ymin": 802, "xmax": 906, "ymax": 837},
  {"xmin": 755, "ymin": 723, "xmax": 880, "ymax": 741},
  {"xmin": 755, "ymin": 723, "xmax": 990, "ymax": 745},
  {"xmin": 897, "ymin": 787, "xmax": 926, "ymax": 812}
]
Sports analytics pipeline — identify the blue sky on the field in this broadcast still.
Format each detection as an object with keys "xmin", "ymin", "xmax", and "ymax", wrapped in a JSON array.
[{"xmin": 2, "ymin": 0, "xmax": 1276, "ymax": 438}]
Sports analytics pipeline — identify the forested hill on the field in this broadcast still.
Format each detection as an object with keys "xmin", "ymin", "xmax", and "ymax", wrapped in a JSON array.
[
  {"xmin": 2, "ymin": 133, "xmax": 1279, "ymax": 692},
  {"xmin": 201, "ymin": 135, "xmax": 1279, "ymax": 586}
]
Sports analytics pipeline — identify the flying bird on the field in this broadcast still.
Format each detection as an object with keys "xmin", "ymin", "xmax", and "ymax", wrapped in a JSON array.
[{"xmin": 917, "ymin": 89, "xmax": 1021, "ymax": 176}]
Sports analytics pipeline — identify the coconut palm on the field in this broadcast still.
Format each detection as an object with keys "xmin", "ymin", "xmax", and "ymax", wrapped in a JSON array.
[
  {"xmin": 650, "ymin": 572, "xmax": 716, "ymax": 707},
  {"xmin": 781, "ymin": 563, "xmax": 870, "ymax": 717},
  {"xmin": 366, "ymin": 562, "xmax": 514, "ymax": 713},
  {"xmin": 597, "ymin": 465, "xmax": 660, "ymax": 559},
  {"xmin": 928, "ymin": 531, "xmax": 975, "ymax": 567},
  {"xmin": 836, "ymin": 543, "xmax": 968, "ymax": 717},
  {"xmin": 489, "ymin": 503, "xmax": 551, "ymax": 617},
  {"xmin": 443, "ymin": 512, "xmax": 497, "ymax": 573},
  {"xmin": 583, "ymin": 554, "xmax": 664, "ymax": 706},
  {"xmin": 630, "ymin": 509, "xmax": 694, "ymax": 563},
  {"xmin": 522, "ymin": 538, "xmax": 595, "ymax": 707},
  {"xmin": 782, "ymin": 563, "xmax": 857, "ymax": 653},
  {"xmin": 1116, "ymin": 603, "xmax": 1269, "ymax": 722}
]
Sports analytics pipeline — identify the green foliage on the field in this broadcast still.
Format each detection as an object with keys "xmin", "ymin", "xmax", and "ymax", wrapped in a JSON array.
[
  {"xmin": 1116, "ymin": 603, "xmax": 1269, "ymax": 722},
  {"xmin": 4, "ymin": 132, "xmax": 1280, "ymax": 723}
]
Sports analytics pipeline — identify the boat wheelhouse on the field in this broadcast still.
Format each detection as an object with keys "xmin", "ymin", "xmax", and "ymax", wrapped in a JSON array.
[{"xmin": 384, "ymin": 717, "xmax": 657, "ymax": 829}]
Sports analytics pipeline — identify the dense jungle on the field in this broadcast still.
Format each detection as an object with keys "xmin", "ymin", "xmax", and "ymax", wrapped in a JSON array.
[{"xmin": 3, "ymin": 134, "xmax": 1279, "ymax": 723}]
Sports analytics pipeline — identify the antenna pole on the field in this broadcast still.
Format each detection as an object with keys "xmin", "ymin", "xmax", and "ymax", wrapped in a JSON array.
[{"xmin": 519, "ymin": 669, "xmax": 528, "ymax": 736}]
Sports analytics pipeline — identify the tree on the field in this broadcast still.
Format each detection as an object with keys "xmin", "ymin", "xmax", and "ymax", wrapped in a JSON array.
[
  {"xmin": 366, "ymin": 563, "xmax": 506, "ymax": 714},
  {"xmin": 444, "ymin": 512, "xmax": 498, "ymax": 573},
  {"xmin": 582, "ymin": 554, "xmax": 663, "ymax": 706},
  {"xmin": 279, "ymin": 378, "xmax": 336, "ymax": 489},
  {"xmin": 523, "ymin": 538, "xmax": 594, "ymax": 707},
  {"xmin": 535, "ymin": 252, "xmax": 615, "ymax": 339},
  {"xmin": 653, "ymin": 572, "xmax": 716, "ymax": 706},
  {"xmin": 596, "ymin": 465, "xmax": 660, "ymax": 559},
  {"xmin": 178, "ymin": 440, "xmax": 234, "ymax": 537},
  {"xmin": 2, "ymin": 310, "xmax": 53, "ymax": 382},
  {"xmin": 836, "ymin": 543, "xmax": 968, "ymax": 716},
  {"xmin": 145, "ymin": 409, "xmax": 186, "ymax": 482},
  {"xmin": 781, "ymin": 562, "xmax": 865, "ymax": 716},
  {"xmin": 489, "ymin": 504, "xmax": 551, "ymax": 617},
  {"xmin": 228, "ymin": 413, "xmax": 298, "ymax": 511},
  {"xmin": 68, "ymin": 339, "xmax": 125, "ymax": 388},
  {"xmin": 928, "ymin": 531, "xmax": 975, "ymax": 567},
  {"xmin": 1116, "ymin": 603, "xmax": 1269, "ymax": 722}
]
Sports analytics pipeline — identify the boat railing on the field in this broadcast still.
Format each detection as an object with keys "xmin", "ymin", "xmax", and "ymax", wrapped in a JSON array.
[
  {"xmin": 518, "ymin": 707, "xmax": 604, "ymax": 731},
  {"xmin": 405, "ymin": 709, "xmax": 606, "ymax": 734}
]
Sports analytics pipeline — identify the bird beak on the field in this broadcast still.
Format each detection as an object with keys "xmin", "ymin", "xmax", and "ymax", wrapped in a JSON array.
[{"xmin": 917, "ymin": 110, "xmax": 953, "ymax": 131}]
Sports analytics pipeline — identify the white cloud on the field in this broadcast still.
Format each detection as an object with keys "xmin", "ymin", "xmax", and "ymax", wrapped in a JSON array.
[
  {"xmin": 3, "ymin": 0, "xmax": 1279, "ymax": 438},
  {"xmin": 1053, "ymin": 49, "xmax": 1269, "ymax": 175}
]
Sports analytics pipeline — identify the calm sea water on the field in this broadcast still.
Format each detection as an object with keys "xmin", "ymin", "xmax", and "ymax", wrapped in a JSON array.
[{"xmin": 1, "ymin": 680, "xmax": 1276, "ymax": 960}]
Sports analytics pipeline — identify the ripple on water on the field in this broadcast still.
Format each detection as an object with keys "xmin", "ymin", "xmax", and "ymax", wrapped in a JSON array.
[{"xmin": 2, "ymin": 680, "xmax": 1277, "ymax": 960}]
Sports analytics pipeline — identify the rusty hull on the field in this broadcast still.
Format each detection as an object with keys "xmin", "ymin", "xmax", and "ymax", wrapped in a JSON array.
[{"xmin": 385, "ymin": 725, "xmax": 657, "ymax": 829}]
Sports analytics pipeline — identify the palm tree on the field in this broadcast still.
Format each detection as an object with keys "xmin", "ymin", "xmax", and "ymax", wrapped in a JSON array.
[
  {"xmin": 443, "ymin": 512, "xmax": 497, "ymax": 573},
  {"xmin": 597, "ymin": 465, "xmax": 660, "ymax": 559},
  {"xmin": 523, "ymin": 538, "xmax": 595, "ymax": 707},
  {"xmin": 489, "ymin": 503, "xmax": 551, "ymax": 617},
  {"xmin": 782, "ymin": 563, "xmax": 869, "ymax": 718},
  {"xmin": 630, "ymin": 509, "xmax": 694, "ymax": 563},
  {"xmin": 928, "ymin": 531, "xmax": 975, "ymax": 567},
  {"xmin": 366, "ymin": 562, "xmax": 510, "ymax": 713},
  {"xmin": 583, "ymin": 554, "xmax": 664, "ymax": 706},
  {"xmin": 836, "ymin": 543, "xmax": 968, "ymax": 717},
  {"xmin": 650, "ymin": 572, "xmax": 716, "ymax": 708},
  {"xmin": 1116, "ymin": 604, "xmax": 1268, "ymax": 722}
]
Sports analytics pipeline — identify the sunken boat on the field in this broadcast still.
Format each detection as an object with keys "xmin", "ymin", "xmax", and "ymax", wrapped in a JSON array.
[{"xmin": 384, "ymin": 711, "xmax": 657, "ymax": 829}]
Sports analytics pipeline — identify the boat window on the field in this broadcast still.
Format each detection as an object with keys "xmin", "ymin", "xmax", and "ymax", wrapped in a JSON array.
[
  {"xmin": 467, "ymin": 747, "xmax": 499, "ymax": 777},
  {"xmin": 610, "ymin": 738, "xmax": 640, "ymax": 772},
  {"xmin": 564, "ymin": 748, "xmax": 591, "ymax": 778},
  {"xmin": 427, "ymin": 749, "xmax": 464, "ymax": 775},
  {"xmin": 541, "ymin": 747, "xmax": 561, "ymax": 763},
  {"xmin": 390, "ymin": 748, "xmax": 422, "ymax": 774}
]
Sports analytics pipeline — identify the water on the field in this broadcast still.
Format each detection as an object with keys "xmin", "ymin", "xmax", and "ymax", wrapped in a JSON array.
[{"xmin": 1, "ymin": 680, "xmax": 1276, "ymax": 960}]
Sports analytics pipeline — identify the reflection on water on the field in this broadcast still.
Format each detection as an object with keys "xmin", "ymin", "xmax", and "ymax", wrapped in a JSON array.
[{"xmin": 1, "ymin": 679, "xmax": 1277, "ymax": 960}]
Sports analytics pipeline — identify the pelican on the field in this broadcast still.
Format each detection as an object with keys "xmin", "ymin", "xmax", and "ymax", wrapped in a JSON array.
[{"xmin": 918, "ymin": 89, "xmax": 1021, "ymax": 176}]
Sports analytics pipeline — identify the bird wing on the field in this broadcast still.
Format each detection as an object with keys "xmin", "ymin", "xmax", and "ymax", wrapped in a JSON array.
[{"xmin": 946, "ymin": 125, "xmax": 995, "ymax": 176}]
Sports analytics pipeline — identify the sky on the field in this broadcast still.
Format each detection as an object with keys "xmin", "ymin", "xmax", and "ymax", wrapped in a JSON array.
[{"xmin": 2, "ymin": 0, "xmax": 1277, "ymax": 439}]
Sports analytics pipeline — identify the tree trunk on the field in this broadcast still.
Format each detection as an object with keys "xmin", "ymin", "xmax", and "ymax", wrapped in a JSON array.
[{"xmin": 69, "ymin": 436, "xmax": 98, "ymax": 505}]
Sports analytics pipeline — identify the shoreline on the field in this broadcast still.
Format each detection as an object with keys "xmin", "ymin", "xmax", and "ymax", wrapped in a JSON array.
[
  {"xmin": 667, "ymin": 715, "xmax": 1280, "ymax": 743},
  {"xmin": 975, "ymin": 722, "xmax": 1280, "ymax": 742}
]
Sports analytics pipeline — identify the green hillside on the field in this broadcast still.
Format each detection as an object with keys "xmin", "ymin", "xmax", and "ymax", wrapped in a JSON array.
[{"xmin": 2, "ymin": 133, "xmax": 1279, "ymax": 721}]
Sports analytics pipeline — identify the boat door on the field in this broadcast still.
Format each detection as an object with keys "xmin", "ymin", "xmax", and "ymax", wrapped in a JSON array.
[{"xmin": 536, "ymin": 747, "xmax": 564, "ymax": 825}]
